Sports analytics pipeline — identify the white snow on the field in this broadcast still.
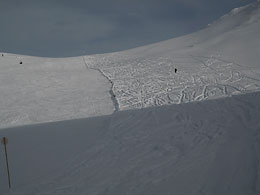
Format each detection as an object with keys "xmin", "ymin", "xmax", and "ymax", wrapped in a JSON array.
[
  {"xmin": 0, "ymin": 92, "xmax": 260, "ymax": 195},
  {"xmin": 82, "ymin": 1, "xmax": 260, "ymax": 110},
  {"xmin": 0, "ymin": 54, "xmax": 114, "ymax": 128},
  {"xmin": 84, "ymin": 54, "xmax": 260, "ymax": 110},
  {"xmin": 0, "ymin": 1, "xmax": 260, "ymax": 195}
]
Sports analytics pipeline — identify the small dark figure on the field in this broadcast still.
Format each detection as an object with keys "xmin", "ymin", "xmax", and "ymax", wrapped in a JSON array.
[
  {"xmin": 19, "ymin": 61, "xmax": 23, "ymax": 64},
  {"xmin": 175, "ymin": 68, "xmax": 177, "ymax": 73},
  {"xmin": 1, "ymin": 54, "xmax": 3, "ymax": 57}
]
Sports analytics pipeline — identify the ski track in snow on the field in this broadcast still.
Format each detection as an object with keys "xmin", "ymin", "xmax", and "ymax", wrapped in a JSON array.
[
  {"xmin": 0, "ymin": 2, "xmax": 260, "ymax": 194},
  {"xmin": 2, "ymin": 52, "xmax": 259, "ymax": 119},
  {"xmin": 84, "ymin": 54, "xmax": 260, "ymax": 110}
]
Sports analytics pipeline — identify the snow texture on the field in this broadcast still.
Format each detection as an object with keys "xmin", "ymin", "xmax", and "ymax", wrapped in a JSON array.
[
  {"xmin": 1, "ymin": 2, "xmax": 260, "ymax": 128},
  {"xmin": 0, "ymin": 92, "xmax": 260, "ymax": 195},
  {"xmin": 0, "ymin": 1, "xmax": 260, "ymax": 195}
]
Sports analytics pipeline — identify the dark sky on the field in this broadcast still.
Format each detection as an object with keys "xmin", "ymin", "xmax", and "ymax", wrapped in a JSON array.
[{"xmin": 0, "ymin": 0, "xmax": 255, "ymax": 57}]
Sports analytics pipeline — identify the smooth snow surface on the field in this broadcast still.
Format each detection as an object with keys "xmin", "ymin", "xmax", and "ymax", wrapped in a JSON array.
[
  {"xmin": 0, "ymin": 92, "xmax": 260, "ymax": 195},
  {"xmin": 0, "ymin": 1, "xmax": 260, "ymax": 195},
  {"xmin": 0, "ymin": 54, "xmax": 114, "ymax": 128}
]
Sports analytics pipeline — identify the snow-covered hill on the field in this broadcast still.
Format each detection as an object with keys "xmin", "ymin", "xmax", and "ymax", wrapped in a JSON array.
[
  {"xmin": 0, "ymin": 1, "xmax": 260, "ymax": 195},
  {"xmin": 1, "ymin": 91, "xmax": 260, "ymax": 195},
  {"xmin": 122, "ymin": 1, "xmax": 260, "ymax": 67},
  {"xmin": 84, "ymin": 1, "xmax": 260, "ymax": 110},
  {"xmin": 1, "ymin": 1, "xmax": 260, "ymax": 128}
]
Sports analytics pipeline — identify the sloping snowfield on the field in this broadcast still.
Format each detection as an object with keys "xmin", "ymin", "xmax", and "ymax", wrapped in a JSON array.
[
  {"xmin": 85, "ymin": 53, "xmax": 260, "ymax": 110},
  {"xmin": 1, "ymin": 2, "xmax": 260, "ymax": 128},
  {"xmin": 83, "ymin": 1, "xmax": 260, "ymax": 110},
  {"xmin": 0, "ymin": 54, "xmax": 114, "ymax": 128},
  {"xmin": 0, "ymin": 1, "xmax": 260, "ymax": 195},
  {"xmin": 0, "ymin": 92, "xmax": 260, "ymax": 195}
]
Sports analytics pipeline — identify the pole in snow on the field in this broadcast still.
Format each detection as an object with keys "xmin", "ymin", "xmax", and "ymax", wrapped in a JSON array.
[{"xmin": 1, "ymin": 137, "xmax": 11, "ymax": 189}]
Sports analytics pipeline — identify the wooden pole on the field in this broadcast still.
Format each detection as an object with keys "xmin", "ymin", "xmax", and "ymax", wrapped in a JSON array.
[{"xmin": 1, "ymin": 137, "xmax": 11, "ymax": 189}]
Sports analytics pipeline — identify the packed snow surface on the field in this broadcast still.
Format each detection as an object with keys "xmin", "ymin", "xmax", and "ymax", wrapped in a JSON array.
[
  {"xmin": 0, "ymin": 1, "xmax": 260, "ymax": 195},
  {"xmin": 85, "ymin": 54, "xmax": 260, "ymax": 110}
]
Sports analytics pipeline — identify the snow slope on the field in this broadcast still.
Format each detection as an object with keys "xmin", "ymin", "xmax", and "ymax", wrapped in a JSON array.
[
  {"xmin": 0, "ymin": 54, "xmax": 114, "ymax": 128},
  {"xmin": 0, "ymin": 1, "xmax": 260, "ymax": 195},
  {"xmin": 0, "ymin": 91, "xmax": 260, "ymax": 195},
  {"xmin": 1, "ymin": 1, "xmax": 260, "ymax": 127},
  {"xmin": 122, "ymin": 1, "xmax": 260, "ymax": 67},
  {"xmin": 84, "ymin": 1, "xmax": 260, "ymax": 110}
]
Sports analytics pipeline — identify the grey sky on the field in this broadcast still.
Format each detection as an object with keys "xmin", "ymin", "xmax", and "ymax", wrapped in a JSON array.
[{"xmin": 0, "ymin": 0, "xmax": 255, "ymax": 57}]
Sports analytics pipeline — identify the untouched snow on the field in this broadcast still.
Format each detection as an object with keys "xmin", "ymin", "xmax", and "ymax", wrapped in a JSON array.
[
  {"xmin": 0, "ymin": 54, "xmax": 114, "ymax": 128},
  {"xmin": 0, "ymin": 1, "xmax": 260, "ymax": 195},
  {"xmin": 0, "ymin": 92, "xmax": 260, "ymax": 195},
  {"xmin": 122, "ymin": 1, "xmax": 260, "ymax": 67}
]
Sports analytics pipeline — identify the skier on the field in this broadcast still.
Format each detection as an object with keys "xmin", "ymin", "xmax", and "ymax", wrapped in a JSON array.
[{"xmin": 175, "ymin": 68, "xmax": 177, "ymax": 73}]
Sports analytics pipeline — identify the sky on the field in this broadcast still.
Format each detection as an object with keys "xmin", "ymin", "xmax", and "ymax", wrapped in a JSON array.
[{"xmin": 0, "ymin": 0, "xmax": 256, "ymax": 57}]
